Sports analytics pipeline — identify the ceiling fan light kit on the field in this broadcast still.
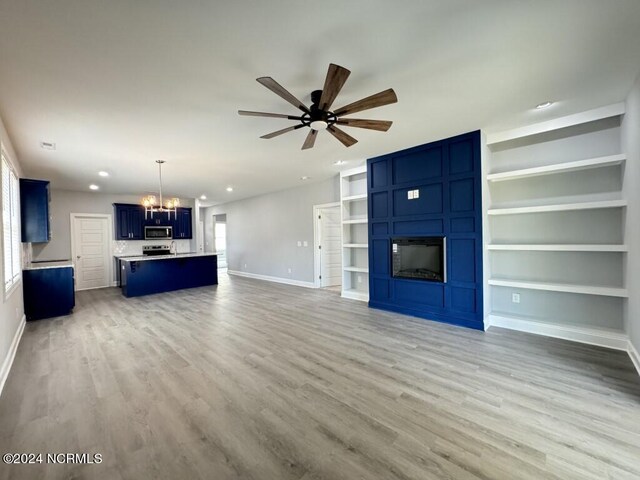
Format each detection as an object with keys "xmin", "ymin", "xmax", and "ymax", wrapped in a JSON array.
[{"xmin": 239, "ymin": 63, "xmax": 397, "ymax": 150}]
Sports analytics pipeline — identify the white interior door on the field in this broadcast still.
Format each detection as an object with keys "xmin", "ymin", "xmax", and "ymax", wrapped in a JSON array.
[
  {"xmin": 72, "ymin": 215, "xmax": 110, "ymax": 291},
  {"xmin": 318, "ymin": 206, "xmax": 342, "ymax": 287}
]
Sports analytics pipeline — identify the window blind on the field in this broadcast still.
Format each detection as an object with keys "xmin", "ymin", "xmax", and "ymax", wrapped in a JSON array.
[{"xmin": 2, "ymin": 153, "xmax": 21, "ymax": 291}]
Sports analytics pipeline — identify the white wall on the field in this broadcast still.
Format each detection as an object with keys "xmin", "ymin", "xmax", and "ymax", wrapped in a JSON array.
[
  {"xmin": 0, "ymin": 113, "xmax": 25, "ymax": 392},
  {"xmin": 622, "ymin": 73, "xmax": 640, "ymax": 355},
  {"xmin": 205, "ymin": 176, "xmax": 339, "ymax": 283}
]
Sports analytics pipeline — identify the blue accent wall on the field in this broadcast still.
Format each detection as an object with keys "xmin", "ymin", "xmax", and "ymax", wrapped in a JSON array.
[{"xmin": 367, "ymin": 130, "xmax": 483, "ymax": 330}]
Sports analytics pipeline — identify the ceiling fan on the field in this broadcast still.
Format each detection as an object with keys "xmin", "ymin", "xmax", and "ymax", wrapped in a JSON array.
[{"xmin": 239, "ymin": 63, "xmax": 398, "ymax": 150}]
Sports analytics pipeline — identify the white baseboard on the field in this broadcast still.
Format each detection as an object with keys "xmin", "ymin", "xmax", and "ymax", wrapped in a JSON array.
[
  {"xmin": 0, "ymin": 315, "xmax": 26, "ymax": 397},
  {"xmin": 487, "ymin": 314, "xmax": 629, "ymax": 351},
  {"xmin": 628, "ymin": 341, "xmax": 640, "ymax": 376},
  {"xmin": 227, "ymin": 270, "xmax": 316, "ymax": 289}
]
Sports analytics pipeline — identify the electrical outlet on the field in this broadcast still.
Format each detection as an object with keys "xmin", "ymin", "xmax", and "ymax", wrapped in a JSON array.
[
  {"xmin": 297, "ymin": 241, "xmax": 302, "ymax": 247},
  {"xmin": 244, "ymin": 263, "xmax": 247, "ymax": 269},
  {"xmin": 357, "ymin": 275, "xmax": 362, "ymax": 284},
  {"xmin": 512, "ymin": 293, "xmax": 520, "ymax": 304},
  {"xmin": 407, "ymin": 190, "xmax": 414, "ymax": 200},
  {"xmin": 287, "ymin": 268, "xmax": 292, "ymax": 274},
  {"xmin": 303, "ymin": 241, "xmax": 308, "ymax": 247},
  {"xmin": 413, "ymin": 189, "xmax": 419, "ymax": 199}
]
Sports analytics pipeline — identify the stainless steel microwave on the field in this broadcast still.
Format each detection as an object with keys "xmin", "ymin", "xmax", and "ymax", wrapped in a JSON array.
[{"xmin": 144, "ymin": 226, "xmax": 173, "ymax": 240}]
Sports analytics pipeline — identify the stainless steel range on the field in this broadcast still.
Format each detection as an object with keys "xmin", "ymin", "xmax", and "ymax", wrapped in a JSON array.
[{"xmin": 142, "ymin": 245, "xmax": 171, "ymax": 256}]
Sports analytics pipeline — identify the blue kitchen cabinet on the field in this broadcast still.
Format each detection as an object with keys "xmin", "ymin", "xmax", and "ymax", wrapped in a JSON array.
[
  {"xmin": 20, "ymin": 179, "xmax": 50, "ymax": 243},
  {"xmin": 114, "ymin": 203, "xmax": 144, "ymax": 240},
  {"xmin": 173, "ymin": 208, "xmax": 192, "ymax": 239},
  {"xmin": 23, "ymin": 266, "xmax": 75, "ymax": 320}
]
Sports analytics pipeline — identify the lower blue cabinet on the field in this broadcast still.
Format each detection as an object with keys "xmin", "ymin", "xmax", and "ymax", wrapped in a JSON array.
[{"xmin": 23, "ymin": 267, "xmax": 75, "ymax": 321}]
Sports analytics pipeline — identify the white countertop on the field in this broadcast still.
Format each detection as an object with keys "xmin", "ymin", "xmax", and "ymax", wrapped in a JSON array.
[
  {"xmin": 118, "ymin": 252, "xmax": 218, "ymax": 262},
  {"xmin": 24, "ymin": 260, "xmax": 74, "ymax": 270}
]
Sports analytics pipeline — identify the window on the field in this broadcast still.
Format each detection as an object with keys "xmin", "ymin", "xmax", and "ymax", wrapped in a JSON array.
[{"xmin": 2, "ymin": 151, "xmax": 20, "ymax": 293}]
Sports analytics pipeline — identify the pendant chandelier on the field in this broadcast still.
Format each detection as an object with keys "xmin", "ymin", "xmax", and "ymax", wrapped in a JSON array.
[{"xmin": 141, "ymin": 160, "xmax": 180, "ymax": 220}]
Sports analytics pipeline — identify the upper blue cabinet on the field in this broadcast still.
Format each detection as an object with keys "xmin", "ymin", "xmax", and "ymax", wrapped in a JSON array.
[
  {"xmin": 20, "ymin": 179, "xmax": 51, "ymax": 243},
  {"xmin": 114, "ymin": 204, "xmax": 144, "ymax": 240},
  {"xmin": 174, "ymin": 208, "xmax": 192, "ymax": 239},
  {"xmin": 114, "ymin": 204, "xmax": 192, "ymax": 240}
]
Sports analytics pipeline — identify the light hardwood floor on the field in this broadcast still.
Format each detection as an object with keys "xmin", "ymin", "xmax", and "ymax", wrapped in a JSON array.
[{"xmin": 1, "ymin": 273, "xmax": 639, "ymax": 480}]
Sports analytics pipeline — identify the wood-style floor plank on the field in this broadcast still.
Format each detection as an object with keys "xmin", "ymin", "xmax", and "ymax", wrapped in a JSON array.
[{"xmin": 0, "ymin": 273, "xmax": 639, "ymax": 480}]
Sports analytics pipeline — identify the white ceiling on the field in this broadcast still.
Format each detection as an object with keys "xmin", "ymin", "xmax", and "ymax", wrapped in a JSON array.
[{"xmin": 1, "ymin": 0, "xmax": 640, "ymax": 205}]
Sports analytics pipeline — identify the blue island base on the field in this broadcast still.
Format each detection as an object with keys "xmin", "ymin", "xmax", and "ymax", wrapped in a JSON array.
[{"xmin": 121, "ymin": 255, "xmax": 218, "ymax": 297}]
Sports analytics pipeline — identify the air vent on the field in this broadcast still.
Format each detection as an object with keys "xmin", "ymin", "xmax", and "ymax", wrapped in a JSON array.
[{"xmin": 40, "ymin": 141, "xmax": 56, "ymax": 150}]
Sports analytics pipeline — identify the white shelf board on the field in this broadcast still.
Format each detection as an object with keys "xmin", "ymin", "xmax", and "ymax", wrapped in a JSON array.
[
  {"xmin": 342, "ymin": 219, "xmax": 368, "ymax": 224},
  {"xmin": 487, "ymin": 244, "xmax": 628, "ymax": 252},
  {"xmin": 488, "ymin": 278, "xmax": 628, "ymax": 298},
  {"xmin": 486, "ymin": 103, "xmax": 625, "ymax": 145},
  {"xmin": 487, "ymin": 154, "xmax": 626, "ymax": 182},
  {"xmin": 487, "ymin": 199, "xmax": 627, "ymax": 216},
  {"xmin": 341, "ymin": 288, "xmax": 369, "ymax": 302},
  {"xmin": 344, "ymin": 266, "xmax": 369, "ymax": 273},
  {"xmin": 343, "ymin": 243, "xmax": 368, "ymax": 248},
  {"xmin": 342, "ymin": 193, "xmax": 367, "ymax": 202}
]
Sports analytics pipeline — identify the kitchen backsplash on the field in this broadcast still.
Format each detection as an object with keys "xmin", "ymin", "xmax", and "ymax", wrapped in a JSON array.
[{"xmin": 112, "ymin": 239, "xmax": 192, "ymax": 256}]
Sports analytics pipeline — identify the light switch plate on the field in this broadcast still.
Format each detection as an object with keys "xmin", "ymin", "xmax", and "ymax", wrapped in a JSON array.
[
  {"xmin": 408, "ymin": 190, "xmax": 414, "ymax": 200},
  {"xmin": 303, "ymin": 241, "xmax": 308, "ymax": 247},
  {"xmin": 512, "ymin": 293, "xmax": 521, "ymax": 304},
  {"xmin": 297, "ymin": 241, "xmax": 302, "ymax": 247},
  {"xmin": 413, "ymin": 189, "xmax": 420, "ymax": 199}
]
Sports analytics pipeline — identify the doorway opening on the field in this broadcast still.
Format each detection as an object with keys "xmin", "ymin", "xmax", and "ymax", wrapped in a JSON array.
[
  {"xmin": 212, "ymin": 214, "xmax": 227, "ymax": 269},
  {"xmin": 313, "ymin": 203, "xmax": 342, "ymax": 289}
]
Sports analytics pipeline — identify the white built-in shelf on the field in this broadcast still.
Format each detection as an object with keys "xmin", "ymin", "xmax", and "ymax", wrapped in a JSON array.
[
  {"xmin": 344, "ymin": 266, "xmax": 369, "ymax": 273},
  {"xmin": 487, "ymin": 154, "xmax": 626, "ymax": 182},
  {"xmin": 486, "ymin": 103, "xmax": 625, "ymax": 145},
  {"xmin": 487, "ymin": 199, "xmax": 627, "ymax": 216},
  {"xmin": 342, "ymin": 193, "xmax": 367, "ymax": 202},
  {"xmin": 487, "ymin": 244, "xmax": 628, "ymax": 252},
  {"xmin": 342, "ymin": 288, "xmax": 369, "ymax": 302},
  {"xmin": 342, "ymin": 218, "xmax": 368, "ymax": 225},
  {"xmin": 488, "ymin": 278, "xmax": 628, "ymax": 298},
  {"xmin": 343, "ymin": 243, "xmax": 368, "ymax": 248}
]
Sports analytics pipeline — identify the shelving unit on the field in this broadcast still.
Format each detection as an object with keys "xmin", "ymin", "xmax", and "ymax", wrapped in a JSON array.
[
  {"xmin": 486, "ymin": 154, "xmax": 626, "ymax": 182},
  {"xmin": 487, "ymin": 199, "xmax": 627, "ymax": 215},
  {"xmin": 488, "ymin": 279, "xmax": 628, "ymax": 298},
  {"xmin": 340, "ymin": 165, "xmax": 369, "ymax": 302},
  {"xmin": 483, "ymin": 103, "xmax": 628, "ymax": 348},
  {"xmin": 487, "ymin": 244, "xmax": 628, "ymax": 252}
]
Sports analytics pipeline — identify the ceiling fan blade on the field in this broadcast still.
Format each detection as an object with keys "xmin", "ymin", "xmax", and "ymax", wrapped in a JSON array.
[
  {"xmin": 327, "ymin": 125, "xmax": 358, "ymax": 147},
  {"xmin": 318, "ymin": 64, "xmax": 351, "ymax": 111},
  {"xmin": 260, "ymin": 124, "xmax": 305, "ymax": 139},
  {"xmin": 238, "ymin": 110, "xmax": 303, "ymax": 120},
  {"xmin": 301, "ymin": 129, "xmax": 318, "ymax": 150},
  {"xmin": 333, "ymin": 88, "xmax": 398, "ymax": 117},
  {"xmin": 256, "ymin": 77, "xmax": 311, "ymax": 114},
  {"xmin": 335, "ymin": 118, "xmax": 393, "ymax": 132}
]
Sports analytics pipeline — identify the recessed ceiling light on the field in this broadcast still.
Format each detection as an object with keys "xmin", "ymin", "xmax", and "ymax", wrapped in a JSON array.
[
  {"xmin": 98, "ymin": 171, "xmax": 109, "ymax": 177},
  {"xmin": 226, "ymin": 186, "xmax": 233, "ymax": 192},
  {"xmin": 200, "ymin": 195, "xmax": 207, "ymax": 200},
  {"xmin": 89, "ymin": 184, "xmax": 99, "ymax": 191},
  {"xmin": 535, "ymin": 101, "xmax": 553, "ymax": 110},
  {"xmin": 333, "ymin": 160, "xmax": 346, "ymax": 165},
  {"xmin": 300, "ymin": 176, "xmax": 310, "ymax": 180},
  {"xmin": 40, "ymin": 141, "xmax": 56, "ymax": 150}
]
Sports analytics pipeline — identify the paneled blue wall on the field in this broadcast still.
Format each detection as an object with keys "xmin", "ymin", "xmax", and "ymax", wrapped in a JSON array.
[{"xmin": 367, "ymin": 130, "xmax": 483, "ymax": 330}]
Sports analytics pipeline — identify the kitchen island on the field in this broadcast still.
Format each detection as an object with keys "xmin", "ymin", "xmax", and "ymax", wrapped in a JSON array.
[{"xmin": 119, "ymin": 253, "xmax": 218, "ymax": 297}]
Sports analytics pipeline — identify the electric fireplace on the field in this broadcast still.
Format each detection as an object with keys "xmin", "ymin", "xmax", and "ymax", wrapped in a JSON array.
[{"xmin": 391, "ymin": 237, "xmax": 445, "ymax": 282}]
